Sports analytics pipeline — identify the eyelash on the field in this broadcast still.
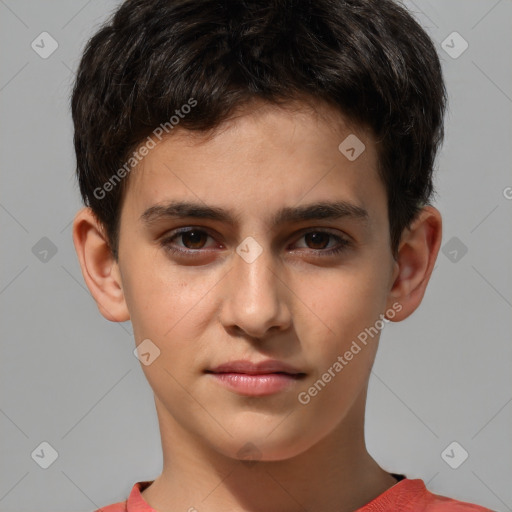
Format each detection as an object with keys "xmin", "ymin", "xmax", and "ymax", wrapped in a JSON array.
[{"xmin": 159, "ymin": 227, "xmax": 351, "ymax": 258}]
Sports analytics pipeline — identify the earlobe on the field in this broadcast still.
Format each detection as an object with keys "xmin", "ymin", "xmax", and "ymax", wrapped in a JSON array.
[
  {"xmin": 386, "ymin": 206, "xmax": 442, "ymax": 322},
  {"xmin": 72, "ymin": 207, "xmax": 130, "ymax": 323}
]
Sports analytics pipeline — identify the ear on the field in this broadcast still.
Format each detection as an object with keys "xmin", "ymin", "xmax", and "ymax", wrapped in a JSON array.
[
  {"xmin": 385, "ymin": 206, "xmax": 442, "ymax": 321},
  {"xmin": 72, "ymin": 207, "xmax": 130, "ymax": 322}
]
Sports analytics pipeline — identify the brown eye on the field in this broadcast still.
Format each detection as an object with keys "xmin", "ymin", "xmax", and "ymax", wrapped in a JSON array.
[
  {"xmin": 160, "ymin": 227, "xmax": 350, "ymax": 259},
  {"xmin": 160, "ymin": 228, "xmax": 215, "ymax": 256},
  {"xmin": 304, "ymin": 232, "xmax": 331, "ymax": 250},
  {"xmin": 179, "ymin": 230, "xmax": 209, "ymax": 249},
  {"xmin": 293, "ymin": 230, "xmax": 351, "ymax": 256}
]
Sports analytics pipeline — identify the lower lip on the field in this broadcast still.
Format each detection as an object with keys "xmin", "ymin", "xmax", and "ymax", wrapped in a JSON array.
[{"xmin": 207, "ymin": 372, "xmax": 304, "ymax": 396}]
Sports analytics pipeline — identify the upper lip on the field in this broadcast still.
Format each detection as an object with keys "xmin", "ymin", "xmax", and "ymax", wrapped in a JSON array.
[{"xmin": 207, "ymin": 359, "xmax": 305, "ymax": 375}]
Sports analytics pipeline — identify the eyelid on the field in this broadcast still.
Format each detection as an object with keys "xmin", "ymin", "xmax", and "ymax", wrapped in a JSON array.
[
  {"xmin": 291, "ymin": 225, "xmax": 354, "ymax": 245},
  {"xmin": 161, "ymin": 226, "xmax": 220, "ymax": 248},
  {"xmin": 293, "ymin": 225, "xmax": 347, "ymax": 238},
  {"xmin": 161, "ymin": 225, "xmax": 349, "ymax": 243},
  {"xmin": 290, "ymin": 228, "xmax": 351, "ymax": 251},
  {"xmin": 160, "ymin": 225, "xmax": 352, "ymax": 256}
]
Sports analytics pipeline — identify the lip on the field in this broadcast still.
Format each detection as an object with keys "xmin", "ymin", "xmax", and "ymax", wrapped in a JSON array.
[
  {"xmin": 205, "ymin": 359, "xmax": 306, "ymax": 397},
  {"xmin": 207, "ymin": 359, "xmax": 304, "ymax": 375}
]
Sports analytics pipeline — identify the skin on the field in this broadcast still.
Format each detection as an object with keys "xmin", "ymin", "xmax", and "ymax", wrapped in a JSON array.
[{"xmin": 73, "ymin": 98, "xmax": 442, "ymax": 512}]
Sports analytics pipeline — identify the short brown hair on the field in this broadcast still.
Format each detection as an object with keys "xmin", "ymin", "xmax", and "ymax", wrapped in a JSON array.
[{"xmin": 71, "ymin": 0, "xmax": 447, "ymax": 260}]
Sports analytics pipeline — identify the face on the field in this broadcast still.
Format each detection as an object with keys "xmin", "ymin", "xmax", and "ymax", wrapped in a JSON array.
[{"xmin": 114, "ymin": 99, "xmax": 399, "ymax": 461}]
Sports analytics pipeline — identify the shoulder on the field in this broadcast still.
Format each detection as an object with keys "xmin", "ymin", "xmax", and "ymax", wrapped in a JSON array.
[
  {"xmin": 398, "ymin": 479, "xmax": 496, "ymax": 512},
  {"xmin": 93, "ymin": 480, "xmax": 155, "ymax": 512},
  {"xmin": 94, "ymin": 500, "xmax": 127, "ymax": 512},
  {"xmin": 361, "ymin": 478, "xmax": 496, "ymax": 512},
  {"xmin": 421, "ymin": 490, "xmax": 496, "ymax": 511}
]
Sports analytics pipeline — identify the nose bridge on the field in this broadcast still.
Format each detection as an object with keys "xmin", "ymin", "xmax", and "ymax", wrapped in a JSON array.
[
  {"xmin": 222, "ymin": 235, "xmax": 288, "ymax": 337},
  {"xmin": 234, "ymin": 234, "xmax": 280, "ymax": 303}
]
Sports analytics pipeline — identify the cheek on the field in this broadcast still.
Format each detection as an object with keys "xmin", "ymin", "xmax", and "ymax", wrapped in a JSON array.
[
  {"xmin": 121, "ymin": 253, "xmax": 217, "ymax": 359},
  {"xmin": 122, "ymin": 249, "xmax": 179, "ymax": 326},
  {"xmin": 123, "ymin": 263, "xmax": 212, "ymax": 396},
  {"xmin": 289, "ymin": 271, "xmax": 387, "ymax": 421},
  {"xmin": 123, "ymin": 246, "xmax": 391, "ymax": 355},
  {"xmin": 293, "ymin": 265, "xmax": 389, "ymax": 353}
]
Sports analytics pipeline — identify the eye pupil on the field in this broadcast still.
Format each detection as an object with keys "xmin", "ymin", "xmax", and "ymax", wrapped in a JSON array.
[
  {"xmin": 163, "ymin": 229, "xmax": 346, "ymax": 257},
  {"xmin": 305, "ymin": 232, "xmax": 329, "ymax": 249},
  {"xmin": 183, "ymin": 230, "xmax": 207, "ymax": 249}
]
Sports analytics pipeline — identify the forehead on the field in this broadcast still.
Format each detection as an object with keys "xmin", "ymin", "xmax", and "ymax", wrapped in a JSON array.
[{"xmin": 121, "ymin": 99, "xmax": 385, "ymax": 228}]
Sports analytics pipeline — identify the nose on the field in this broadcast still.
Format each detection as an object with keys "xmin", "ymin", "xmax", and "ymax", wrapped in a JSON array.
[{"xmin": 218, "ymin": 240, "xmax": 292, "ymax": 340}]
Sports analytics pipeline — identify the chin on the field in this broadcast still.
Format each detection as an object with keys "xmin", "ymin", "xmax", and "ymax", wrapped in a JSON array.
[{"xmin": 212, "ymin": 421, "xmax": 321, "ymax": 463}]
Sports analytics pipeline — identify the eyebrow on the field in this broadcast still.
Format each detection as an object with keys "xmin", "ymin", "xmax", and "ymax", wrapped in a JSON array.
[{"xmin": 140, "ymin": 199, "xmax": 369, "ymax": 228}]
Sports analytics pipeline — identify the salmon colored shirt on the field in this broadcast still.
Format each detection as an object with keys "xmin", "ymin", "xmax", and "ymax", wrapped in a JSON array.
[{"xmin": 95, "ymin": 475, "xmax": 495, "ymax": 512}]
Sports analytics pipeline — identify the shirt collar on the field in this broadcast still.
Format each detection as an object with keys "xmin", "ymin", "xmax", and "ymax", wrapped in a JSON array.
[{"xmin": 127, "ymin": 477, "xmax": 426, "ymax": 511}]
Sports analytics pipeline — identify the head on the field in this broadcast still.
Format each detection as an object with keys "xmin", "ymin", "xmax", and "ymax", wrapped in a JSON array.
[{"xmin": 72, "ymin": 0, "xmax": 446, "ymax": 461}]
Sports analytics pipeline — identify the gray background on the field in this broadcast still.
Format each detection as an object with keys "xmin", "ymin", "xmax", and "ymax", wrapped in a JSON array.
[{"xmin": 0, "ymin": 1, "xmax": 511, "ymax": 511}]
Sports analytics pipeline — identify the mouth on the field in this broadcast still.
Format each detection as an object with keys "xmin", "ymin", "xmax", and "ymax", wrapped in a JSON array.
[{"xmin": 205, "ymin": 359, "xmax": 307, "ymax": 396}]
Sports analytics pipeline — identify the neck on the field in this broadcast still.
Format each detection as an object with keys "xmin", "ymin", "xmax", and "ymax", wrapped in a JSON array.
[{"xmin": 142, "ymin": 387, "xmax": 398, "ymax": 512}]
